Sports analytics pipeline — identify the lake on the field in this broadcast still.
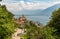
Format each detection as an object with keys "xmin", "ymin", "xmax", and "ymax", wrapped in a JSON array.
[{"xmin": 14, "ymin": 15, "xmax": 50, "ymax": 25}]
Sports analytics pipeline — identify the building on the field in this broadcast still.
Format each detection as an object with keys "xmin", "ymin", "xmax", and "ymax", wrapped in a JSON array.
[{"xmin": 14, "ymin": 15, "xmax": 27, "ymax": 24}]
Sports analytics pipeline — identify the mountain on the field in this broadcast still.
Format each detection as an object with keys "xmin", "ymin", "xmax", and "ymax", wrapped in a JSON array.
[
  {"xmin": 15, "ymin": 3, "xmax": 60, "ymax": 16},
  {"xmin": 37, "ymin": 3, "xmax": 60, "ymax": 17}
]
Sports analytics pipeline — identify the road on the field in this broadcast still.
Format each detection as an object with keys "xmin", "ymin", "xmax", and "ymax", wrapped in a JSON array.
[{"xmin": 12, "ymin": 28, "xmax": 24, "ymax": 39}]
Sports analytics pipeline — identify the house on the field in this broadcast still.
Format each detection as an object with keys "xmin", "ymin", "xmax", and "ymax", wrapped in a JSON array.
[{"xmin": 14, "ymin": 15, "xmax": 27, "ymax": 24}]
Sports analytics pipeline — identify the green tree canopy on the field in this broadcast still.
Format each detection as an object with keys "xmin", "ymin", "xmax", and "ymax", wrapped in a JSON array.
[
  {"xmin": 47, "ymin": 8, "xmax": 60, "ymax": 29},
  {"xmin": 47, "ymin": 8, "xmax": 60, "ymax": 39},
  {"xmin": 0, "ymin": 5, "xmax": 16, "ymax": 39}
]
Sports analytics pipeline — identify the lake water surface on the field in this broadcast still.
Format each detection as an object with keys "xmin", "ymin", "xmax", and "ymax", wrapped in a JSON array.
[{"xmin": 14, "ymin": 15, "xmax": 50, "ymax": 25}]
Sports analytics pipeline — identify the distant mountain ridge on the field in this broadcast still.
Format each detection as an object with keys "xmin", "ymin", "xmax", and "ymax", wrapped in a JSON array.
[
  {"xmin": 15, "ymin": 3, "xmax": 60, "ymax": 16},
  {"xmin": 37, "ymin": 3, "xmax": 60, "ymax": 16}
]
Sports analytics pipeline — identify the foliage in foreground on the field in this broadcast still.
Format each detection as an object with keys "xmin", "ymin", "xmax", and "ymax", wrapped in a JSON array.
[
  {"xmin": 0, "ymin": 5, "xmax": 16, "ymax": 39},
  {"xmin": 47, "ymin": 8, "xmax": 60, "ymax": 39},
  {"xmin": 22, "ymin": 21, "xmax": 44, "ymax": 39}
]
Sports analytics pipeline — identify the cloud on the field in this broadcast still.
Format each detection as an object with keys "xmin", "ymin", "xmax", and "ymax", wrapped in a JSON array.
[
  {"xmin": 0, "ymin": 0, "xmax": 60, "ymax": 13},
  {"xmin": 1, "ymin": 0, "xmax": 59, "ymax": 10}
]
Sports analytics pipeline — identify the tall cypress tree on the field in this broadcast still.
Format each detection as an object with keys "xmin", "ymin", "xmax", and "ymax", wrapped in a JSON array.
[
  {"xmin": 47, "ymin": 8, "xmax": 60, "ymax": 38},
  {"xmin": 48, "ymin": 8, "xmax": 60, "ymax": 29}
]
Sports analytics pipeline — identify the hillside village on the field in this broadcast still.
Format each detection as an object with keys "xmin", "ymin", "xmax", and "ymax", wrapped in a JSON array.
[
  {"xmin": 14, "ymin": 15, "xmax": 42, "ymax": 27},
  {"xmin": 12, "ymin": 15, "xmax": 42, "ymax": 39}
]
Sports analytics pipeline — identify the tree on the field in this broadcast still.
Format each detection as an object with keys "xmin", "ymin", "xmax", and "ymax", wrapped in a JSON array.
[
  {"xmin": 47, "ymin": 8, "xmax": 60, "ymax": 39},
  {"xmin": 43, "ymin": 26, "xmax": 57, "ymax": 39},
  {"xmin": 48, "ymin": 8, "xmax": 60, "ymax": 29},
  {"xmin": 22, "ymin": 21, "xmax": 44, "ymax": 39},
  {"xmin": 0, "ymin": 5, "xmax": 16, "ymax": 39}
]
